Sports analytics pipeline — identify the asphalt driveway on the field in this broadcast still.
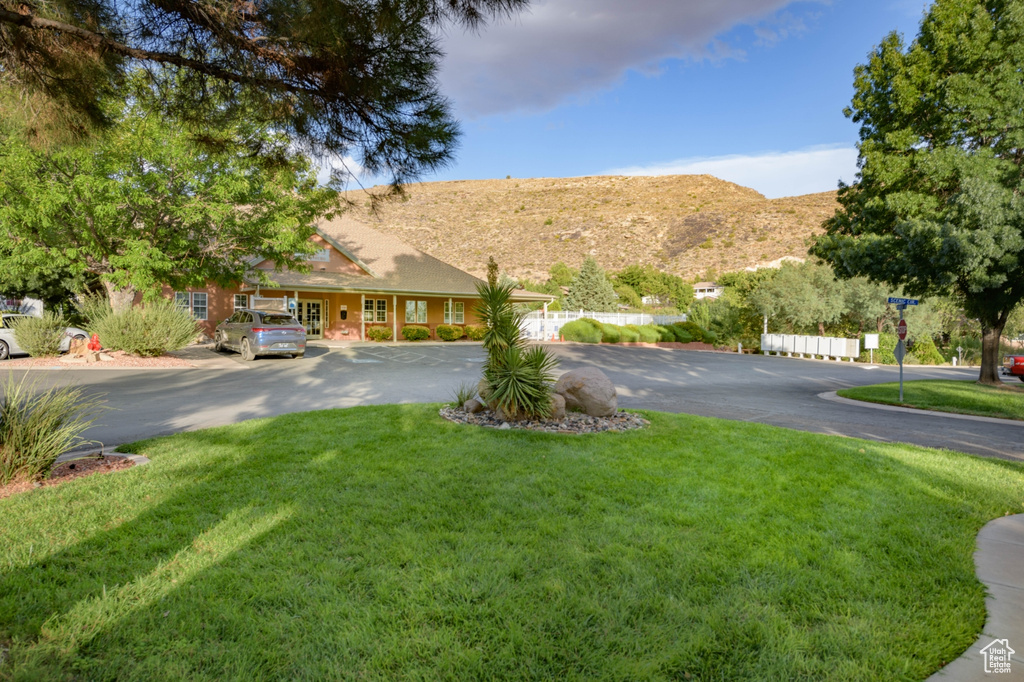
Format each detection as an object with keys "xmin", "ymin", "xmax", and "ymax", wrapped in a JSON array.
[{"xmin": 3, "ymin": 343, "xmax": 1020, "ymax": 459}]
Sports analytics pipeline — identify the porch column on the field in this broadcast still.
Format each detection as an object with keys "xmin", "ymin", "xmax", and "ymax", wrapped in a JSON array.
[
  {"xmin": 360, "ymin": 294, "xmax": 365, "ymax": 341},
  {"xmin": 448, "ymin": 297, "xmax": 453, "ymax": 325},
  {"xmin": 392, "ymin": 295, "xmax": 397, "ymax": 340},
  {"xmin": 543, "ymin": 301, "xmax": 548, "ymax": 340}
]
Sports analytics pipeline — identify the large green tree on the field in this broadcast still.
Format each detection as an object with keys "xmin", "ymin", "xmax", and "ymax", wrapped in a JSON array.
[
  {"xmin": 564, "ymin": 257, "xmax": 619, "ymax": 313},
  {"xmin": 0, "ymin": 0, "xmax": 526, "ymax": 186},
  {"xmin": 812, "ymin": 0, "xmax": 1024, "ymax": 384},
  {"xmin": 0, "ymin": 77, "xmax": 338, "ymax": 310}
]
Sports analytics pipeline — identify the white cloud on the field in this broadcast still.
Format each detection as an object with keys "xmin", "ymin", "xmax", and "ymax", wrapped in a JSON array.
[
  {"xmin": 315, "ymin": 155, "xmax": 368, "ymax": 189},
  {"xmin": 438, "ymin": 0, "xmax": 824, "ymax": 116},
  {"xmin": 603, "ymin": 145, "xmax": 859, "ymax": 198}
]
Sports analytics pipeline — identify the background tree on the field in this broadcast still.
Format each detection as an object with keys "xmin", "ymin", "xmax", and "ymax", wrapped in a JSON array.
[
  {"xmin": 751, "ymin": 261, "xmax": 846, "ymax": 335},
  {"xmin": 564, "ymin": 257, "xmax": 619, "ymax": 313},
  {"xmin": 812, "ymin": 0, "xmax": 1024, "ymax": 384},
  {"xmin": 0, "ymin": 76, "xmax": 337, "ymax": 310},
  {"xmin": 548, "ymin": 262, "xmax": 578, "ymax": 288},
  {"xmin": 0, "ymin": 0, "xmax": 527, "ymax": 187},
  {"xmin": 613, "ymin": 264, "xmax": 693, "ymax": 311}
]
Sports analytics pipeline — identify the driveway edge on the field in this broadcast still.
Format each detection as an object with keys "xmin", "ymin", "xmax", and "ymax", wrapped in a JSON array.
[{"xmin": 818, "ymin": 391, "xmax": 1024, "ymax": 427}]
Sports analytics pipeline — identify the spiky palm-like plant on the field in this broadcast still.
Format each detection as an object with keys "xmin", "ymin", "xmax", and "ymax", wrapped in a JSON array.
[{"xmin": 474, "ymin": 276, "xmax": 558, "ymax": 420}]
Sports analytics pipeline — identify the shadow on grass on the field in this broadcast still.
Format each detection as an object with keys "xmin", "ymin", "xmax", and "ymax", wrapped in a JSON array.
[{"xmin": 1, "ymin": 405, "xmax": 1023, "ymax": 680}]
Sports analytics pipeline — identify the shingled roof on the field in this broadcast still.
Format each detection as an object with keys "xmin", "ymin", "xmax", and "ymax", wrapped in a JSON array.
[{"xmin": 246, "ymin": 213, "xmax": 552, "ymax": 301}]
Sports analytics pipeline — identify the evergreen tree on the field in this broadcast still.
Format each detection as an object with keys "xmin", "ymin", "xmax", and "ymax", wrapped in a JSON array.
[{"xmin": 564, "ymin": 257, "xmax": 619, "ymax": 312}]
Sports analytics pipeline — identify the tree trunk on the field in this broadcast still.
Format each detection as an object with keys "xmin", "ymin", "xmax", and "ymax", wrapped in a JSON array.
[
  {"xmin": 818, "ymin": 321, "xmax": 826, "ymax": 336},
  {"xmin": 978, "ymin": 321, "xmax": 1006, "ymax": 386},
  {"xmin": 103, "ymin": 280, "xmax": 138, "ymax": 313},
  {"xmin": 877, "ymin": 317, "xmax": 884, "ymax": 333}
]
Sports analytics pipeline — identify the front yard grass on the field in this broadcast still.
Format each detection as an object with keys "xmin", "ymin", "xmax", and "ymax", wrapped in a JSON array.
[
  {"xmin": 2, "ymin": 404, "xmax": 1022, "ymax": 680},
  {"xmin": 839, "ymin": 379, "xmax": 1024, "ymax": 421}
]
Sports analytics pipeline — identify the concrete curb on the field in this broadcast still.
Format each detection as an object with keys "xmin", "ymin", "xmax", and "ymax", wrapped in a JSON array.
[
  {"xmin": 927, "ymin": 514, "xmax": 1024, "ymax": 680},
  {"xmin": 56, "ymin": 450, "xmax": 150, "ymax": 466},
  {"xmin": 818, "ymin": 391, "xmax": 1024, "ymax": 427}
]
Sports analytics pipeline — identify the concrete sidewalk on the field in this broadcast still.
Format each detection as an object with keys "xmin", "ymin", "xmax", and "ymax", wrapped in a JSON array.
[{"xmin": 928, "ymin": 514, "xmax": 1024, "ymax": 680}]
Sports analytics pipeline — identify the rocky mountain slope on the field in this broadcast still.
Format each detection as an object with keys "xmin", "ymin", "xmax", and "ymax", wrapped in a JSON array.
[{"xmin": 342, "ymin": 175, "xmax": 839, "ymax": 281}]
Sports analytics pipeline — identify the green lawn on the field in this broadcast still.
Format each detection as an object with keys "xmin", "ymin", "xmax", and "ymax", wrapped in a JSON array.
[
  {"xmin": 2, "ymin": 405, "xmax": 1022, "ymax": 681},
  {"xmin": 838, "ymin": 379, "xmax": 1024, "ymax": 421}
]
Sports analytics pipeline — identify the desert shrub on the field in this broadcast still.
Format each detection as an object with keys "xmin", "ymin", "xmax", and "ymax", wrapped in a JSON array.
[
  {"xmin": 599, "ymin": 323, "xmax": 621, "ymax": 343},
  {"xmin": 449, "ymin": 381, "xmax": 477, "ymax": 408},
  {"xmin": 636, "ymin": 324, "xmax": 661, "ymax": 343},
  {"xmin": 401, "ymin": 325, "xmax": 430, "ymax": 341},
  {"xmin": 76, "ymin": 292, "xmax": 113, "ymax": 327},
  {"xmin": 654, "ymin": 325, "xmax": 676, "ymax": 342},
  {"xmin": 436, "ymin": 324, "xmax": 464, "ymax": 341},
  {"xmin": 10, "ymin": 312, "xmax": 67, "ymax": 357},
  {"xmin": 559, "ymin": 320, "xmax": 601, "ymax": 343},
  {"xmin": 0, "ymin": 375, "xmax": 105, "ymax": 485},
  {"xmin": 366, "ymin": 326, "xmax": 393, "ymax": 342},
  {"xmin": 619, "ymin": 326, "xmax": 640, "ymax": 343},
  {"xmin": 464, "ymin": 324, "xmax": 487, "ymax": 341},
  {"xmin": 88, "ymin": 298, "xmax": 200, "ymax": 356}
]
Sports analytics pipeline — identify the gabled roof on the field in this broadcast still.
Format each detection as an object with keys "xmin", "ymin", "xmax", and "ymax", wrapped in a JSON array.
[{"xmin": 248, "ymin": 214, "xmax": 552, "ymax": 301}]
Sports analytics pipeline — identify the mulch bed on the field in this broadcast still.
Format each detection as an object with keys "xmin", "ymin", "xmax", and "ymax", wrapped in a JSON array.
[
  {"xmin": 3, "ymin": 350, "xmax": 194, "ymax": 369},
  {"xmin": 0, "ymin": 455, "xmax": 135, "ymax": 500},
  {"xmin": 440, "ymin": 406, "xmax": 649, "ymax": 434}
]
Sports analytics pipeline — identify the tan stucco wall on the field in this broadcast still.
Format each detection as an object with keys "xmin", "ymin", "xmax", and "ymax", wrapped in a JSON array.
[{"xmin": 253, "ymin": 235, "xmax": 369, "ymax": 277}]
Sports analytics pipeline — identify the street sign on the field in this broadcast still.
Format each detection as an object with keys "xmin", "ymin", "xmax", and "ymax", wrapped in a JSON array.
[
  {"xmin": 887, "ymin": 297, "xmax": 919, "ymax": 306},
  {"xmin": 897, "ymin": 320, "xmax": 907, "ymax": 340},
  {"xmin": 894, "ymin": 339, "xmax": 906, "ymax": 364}
]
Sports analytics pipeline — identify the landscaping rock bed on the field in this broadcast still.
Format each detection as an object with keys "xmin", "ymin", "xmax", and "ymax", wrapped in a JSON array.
[
  {"xmin": 0, "ymin": 455, "xmax": 136, "ymax": 499},
  {"xmin": 439, "ymin": 406, "xmax": 649, "ymax": 434}
]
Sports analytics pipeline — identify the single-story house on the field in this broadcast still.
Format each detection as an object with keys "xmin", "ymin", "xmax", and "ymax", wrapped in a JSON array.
[
  {"xmin": 167, "ymin": 214, "xmax": 552, "ymax": 341},
  {"xmin": 693, "ymin": 282, "xmax": 725, "ymax": 300}
]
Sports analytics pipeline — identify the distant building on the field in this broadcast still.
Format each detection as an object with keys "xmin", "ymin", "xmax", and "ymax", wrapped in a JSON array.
[{"xmin": 693, "ymin": 282, "xmax": 724, "ymax": 300}]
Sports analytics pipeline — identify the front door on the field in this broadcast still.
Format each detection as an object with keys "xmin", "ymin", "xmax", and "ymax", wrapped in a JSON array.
[{"xmin": 297, "ymin": 300, "xmax": 323, "ymax": 339}]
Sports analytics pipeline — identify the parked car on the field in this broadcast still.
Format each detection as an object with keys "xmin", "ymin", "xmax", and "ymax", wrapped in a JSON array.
[
  {"xmin": 0, "ymin": 314, "xmax": 89, "ymax": 361},
  {"xmin": 214, "ymin": 309, "xmax": 306, "ymax": 361},
  {"xmin": 1002, "ymin": 354, "xmax": 1024, "ymax": 382}
]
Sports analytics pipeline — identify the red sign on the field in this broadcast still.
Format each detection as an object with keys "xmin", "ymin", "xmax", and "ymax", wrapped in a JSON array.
[{"xmin": 897, "ymin": 320, "xmax": 907, "ymax": 340}]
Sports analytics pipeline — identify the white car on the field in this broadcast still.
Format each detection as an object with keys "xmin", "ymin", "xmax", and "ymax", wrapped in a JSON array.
[{"xmin": 0, "ymin": 314, "xmax": 89, "ymax": 360}]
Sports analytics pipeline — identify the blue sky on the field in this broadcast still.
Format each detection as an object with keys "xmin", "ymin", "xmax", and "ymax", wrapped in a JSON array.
[{"xmin": 392, "ymin": 0, "xmax": 929, "ymax": 198}]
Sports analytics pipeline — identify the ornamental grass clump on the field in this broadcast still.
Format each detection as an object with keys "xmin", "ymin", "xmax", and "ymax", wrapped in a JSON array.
[
  {"xmin": 10, "ymin": 312, "xmax": 67, "ymax": 357},
  {"xmin": 475, "ymin": 258, "xmax": 558, "ymax": 420},
  {"xmin": 0, "ymin": 375, "xmax": 104, "ymax": 485},
  {"xmin": 81, "ymin": 295, "xmax": 200, "ymax": 357}
]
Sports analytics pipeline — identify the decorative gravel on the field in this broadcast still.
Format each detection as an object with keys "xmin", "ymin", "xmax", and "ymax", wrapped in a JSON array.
[
  {"xmin": 439, "ymin": 406, "xmax": 649, "ymax": 434},
  {"xmin": 2, "ymin": 350, "xmax": 194, "ymax": 369}
]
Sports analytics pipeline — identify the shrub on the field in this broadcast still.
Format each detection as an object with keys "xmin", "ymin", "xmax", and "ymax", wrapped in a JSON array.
[
  {"xmin": 636, "ymin": 325, "xmax": 661, "ymax": 343},
  {"xmin": 366, "ymin": 326, "xmax": 393, "ymax": 342},
  {"xmin": 860, "ymin": 333, "xmax": 898, "ymax": 364},
  {"xmin": 559, "ymin": 320, "xmax": 601, "ymax": 343},
  {"xmin": 619, "ymin": 326, "xmax": 640, "ymax": 343},
  {"xmin": 10, "ymin": 312, "xmax": 67, "ymax": 357},
  {"xmin": 672, "ymin": 321, "xmax": 707, "ymax": 343},
  {"xmin": 436, "ymin": 324, "xmax": 464, "ymax": 341},
  {"xmin": 912, "ymin": 337, "xmax": 945, "ymax": 365},
  {"xmin": 703, "ymin": 329, "xmax": 718, "ymax": 344},
  {"xmin": 88, "ymin": 298, "xmax": 200, "ymax": 357},
  {"xmin": 0, "ymin": 375, "xmax": 105, "ymax": 485},
  {"xmin": 464, "ymin": 324, "xmax": 487, "ymax": 341},
  {"xmin": 654, "ymin": 325, "xmax": 676, "ymax": 342},
  {"xmin": 401, "ymin": 325, "xmax": 430, "ymax": 341},
  {"xmin": 599, "ymin": 323, "xmax": 621, "ymax": 343}
]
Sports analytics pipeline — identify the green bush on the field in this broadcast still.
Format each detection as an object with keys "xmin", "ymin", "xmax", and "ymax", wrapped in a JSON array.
[
  {"xmin": 703, "ymin": 329, "xmax": 718, "ymax": 345},
  {"xmin": 464, "ymin": 324, "xmax": 487, "ymax": 341},
  {"xmin": 366, "ymin": 326, "xmax": 393, "ymax": 342},
  {"xmin": 654, "ymin": 325, "xmax": 676, "ymax": 342},
  {"xmin": 401, "ymin": 325, "xmax": 430, "ymax": 341},
  {"xmin": 673, "ymin": 321, "xmax": 708, "ymax": 343},
  {"xmin": 599, "ymin": 323, "xmax": 621, "ymax": 343},
  {"xmin": 0, "ymin": 375, "xmax": 104, "ymax": 485},
  {"xmin": 87, "ymin": 298, "xmax": 200, "ymax": 357},
  {"xmin": 436, "ymin": 324, "xmax": 464, "ymax": 341},
  {"xmin": 559, "ymin": 320, "xmax": 601, "ymax": 343},
  {"xmin": 636, "ymin": 324, "xmax": 661, "ymax": 343},
  {"xmin": 10, "ymin": 312, "xmax": 67, "ymax": 357},
  {"xmin": 860, "ymin": 333, "xmax": 898, "ymax": 364},
  {"xmin": 912, "ymin": 337, "xmax": 945, "ymax": 365},
  {"xmin": 619, "ymin": 326, "xmax": 640, "ymax": 343}
]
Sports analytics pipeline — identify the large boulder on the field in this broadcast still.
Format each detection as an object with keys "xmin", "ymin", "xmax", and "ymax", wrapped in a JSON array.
[
  {"xmin": 554, "ymin": 367, "xmax": 617, "ymax": 417},
  {"xmin": 463, "ymin": 398, "xmax": 484, "ymax": 414}
]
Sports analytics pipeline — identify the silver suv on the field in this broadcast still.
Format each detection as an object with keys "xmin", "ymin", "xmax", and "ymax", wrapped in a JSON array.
[{"xmin": 214, "ymin": 309, "xmax": 306, "ymax": 361}]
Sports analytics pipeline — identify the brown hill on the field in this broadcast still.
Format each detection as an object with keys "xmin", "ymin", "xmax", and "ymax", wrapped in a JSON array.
[{"xmin": 342, "ymin": 175, "xmax": 838, "ymax": 281}]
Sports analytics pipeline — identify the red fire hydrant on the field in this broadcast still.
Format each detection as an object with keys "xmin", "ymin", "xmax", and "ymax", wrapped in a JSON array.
[{"xmin": 87, "ymin": 334, "xmax": 102, "ymax": 351}]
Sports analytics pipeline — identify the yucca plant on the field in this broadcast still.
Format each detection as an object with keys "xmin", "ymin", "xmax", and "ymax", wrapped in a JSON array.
[
  {"xmin": 0, "ymin": 375, "xmax": 105, "ymax": 485},
  {"xmin": 474, "ymin": 258, "xmax": 558, "ymax": 420}
]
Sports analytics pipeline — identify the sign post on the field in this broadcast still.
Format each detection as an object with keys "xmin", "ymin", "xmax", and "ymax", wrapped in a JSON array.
[{"xmin": 888, "ymin": 297, "xmax": 919, "ymax": 402}]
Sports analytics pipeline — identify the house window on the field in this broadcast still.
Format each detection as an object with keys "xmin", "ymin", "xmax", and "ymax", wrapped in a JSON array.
[
  {"xmin": 233, "ymin": 294, "xmax": 248, "ymax": 309},
  {"xmin": 375, "ymin": 299, "xmax": 387, "ymax": 323},
  {"xmin": 444, "ymin": 301, "xmax": 464, "ymax": 324},
  {"xmin": 405, "ymin": 300, "xmax": 427, "ymax": 324},
  {"xmin": 363, "ymin": 298, "xmax": 387, "ymax": 322},
  {"xmin": 308, "ymin": 248, "xmax": 330, "ymax": 262},
  {"xmin": 364, "ymin": 298, "xmax": 374, "ymax": 321},
  {"xmin": 174, "ymin": 292, "xmax": 207, "ymax": 320}
]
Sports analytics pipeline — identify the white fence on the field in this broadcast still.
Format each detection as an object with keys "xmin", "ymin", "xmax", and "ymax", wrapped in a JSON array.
[
  {"xmin": 522, "ymin": 310, "xmax": 686, "ymax": 341},
  {"xmin": 761, "ymin": 334, "xmax": 860, "ymax": 361}
]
